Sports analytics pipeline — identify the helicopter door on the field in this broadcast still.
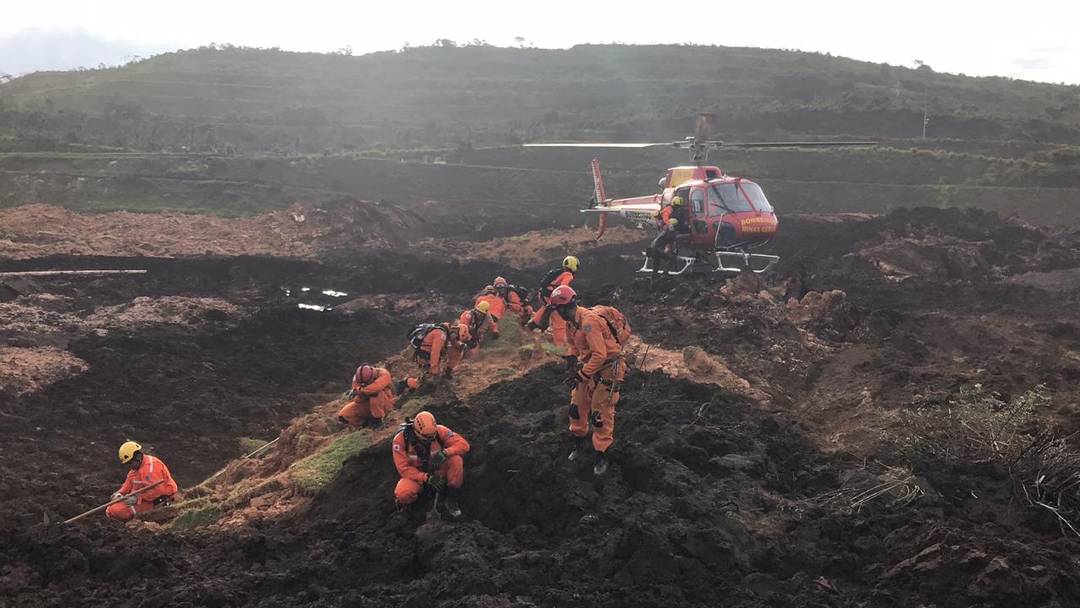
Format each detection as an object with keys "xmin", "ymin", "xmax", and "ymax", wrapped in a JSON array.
[{"xmin": 688, "ymin": 187, "xmax": 708, "ymax": 235}]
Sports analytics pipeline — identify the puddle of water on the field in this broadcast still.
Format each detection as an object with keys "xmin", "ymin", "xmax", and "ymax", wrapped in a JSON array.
[
  {"xmin": 322, "ymin": 290, "xmax": 348, "ymax": 297},
  {"xmin": 301, "ymin": 287, "xmax": 311, "ymax": 292},
  {"xmin": 298, "ymin": 303, "xmax": 331, "ymax": 312}
]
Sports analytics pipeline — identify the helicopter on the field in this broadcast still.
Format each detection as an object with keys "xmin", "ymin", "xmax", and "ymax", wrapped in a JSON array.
[{"xmin": 526, "ymin": 113, "xmax": 875, "ymax": 275}]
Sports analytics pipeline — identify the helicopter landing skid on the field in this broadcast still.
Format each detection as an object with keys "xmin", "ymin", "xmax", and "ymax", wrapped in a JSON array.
[{"xmin": 638, "ymin": 251, "xmax": 779, "ymax": 276}]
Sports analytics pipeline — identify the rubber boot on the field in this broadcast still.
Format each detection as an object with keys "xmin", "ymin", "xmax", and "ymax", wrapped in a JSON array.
[
  {"xmin": 445, "ymin": 487, "xmax": 462, "ymax": 519},
  {"xmin": 568, "ymin": 436, "xmax": 590, "ymax": 462},
  {"xmin": 593, "ymin": 451, "xmax": 609, "ymax": 476}
]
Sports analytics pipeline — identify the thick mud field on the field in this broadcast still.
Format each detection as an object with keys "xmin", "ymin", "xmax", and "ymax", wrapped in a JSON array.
[{"xmin": 4, "ymin": 207, "xmax": 1080, "ymax": 607}]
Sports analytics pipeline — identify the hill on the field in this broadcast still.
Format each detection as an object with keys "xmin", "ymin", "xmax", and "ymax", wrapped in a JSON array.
[{"xmin": 2, "ymin": 43, "xmax": 1080, "ymax": 154}]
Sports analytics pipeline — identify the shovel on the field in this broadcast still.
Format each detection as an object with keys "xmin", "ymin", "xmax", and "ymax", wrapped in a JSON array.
[
  {"xmin": 427, "ymin": 486, "xmax": 442, "ymax": 521},
  {"xmin": 62, "ymin": 480, "xmax": 164, "ymax": 525}
]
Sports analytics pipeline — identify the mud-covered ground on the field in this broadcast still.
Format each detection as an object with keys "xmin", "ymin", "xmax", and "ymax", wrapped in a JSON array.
[{"xmin": 4, "ymin": 207, "xmax": 1080, "ymax": 607}]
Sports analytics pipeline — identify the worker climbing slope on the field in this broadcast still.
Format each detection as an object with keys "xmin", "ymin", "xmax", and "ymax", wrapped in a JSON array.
[
  {"xmin": 105, "ymin": 441, "xmax": 179, "ymax": 522},
  {"xmin": 392, "ymin": 411, "xmax": 471, "ymax": 518},
  {"xmin": 546, "ymin": 286, "xmax": 629, "ymax": 475},
  {"xmin": 473, "ymin": 286, "xmax": 505, "ymax": 338},
  {"xmin": 528, "ymin": 255, "xmax": 578, "ymax": 348},
  {"xmin": 494, "ymin": 276, "xmax": 533, "ymax": 324},
  {"xmin": 403, "ymin": 322, "xmax": 465, "ymax": 390},
  {"xmin": 338, "ymin": 364, "xmax": 396, "ymax": 429},
  {"xmin": 459, "ymin": 299, "xmax": 494, "ymax": 350}
]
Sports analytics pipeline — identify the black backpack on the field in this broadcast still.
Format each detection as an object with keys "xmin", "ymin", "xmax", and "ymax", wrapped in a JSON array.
[
  {"xmin": 408, "ymin": 323, "xmax": 447, "ymax": 351},
  {"xmin": 537, "ymin": 267, "xmax": 565, "ymax": 300}
]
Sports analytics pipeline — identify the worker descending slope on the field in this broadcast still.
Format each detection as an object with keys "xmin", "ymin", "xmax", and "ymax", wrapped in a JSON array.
[
  {"xmin": 493, "ymin": 276, "xmax": 533, "ymax": 324},
  {"xmin": 105, "ymin": 441, "xmax": 179, "ymax": 522},
  {"xmin": 459, "ymin": 300, "xmax": 494, "ymax": 349},
  {"xmin": 337, "ymin": 364, "xmax": 396, "ymax": 429},
  {"xmin": 403, "ymin": 322, "xmax": 464, "ymax": 391},
  {"xmin": 547, "ymin": 285, "xmax": 628, "ymax": 475},
  {"xmin": 392, "ymin": 411, "xmax": 471, "ymax": 518},
  {"xmin": 527, "ymin": 255, "xmax": 578, "ymax": 347},
  {"xmin": 648, "ymin": 196, "xmax": 690, "ymax": 273},
  {"xmin": 473, "ymin": 286, "xmax": 506, "ymax": 338}
]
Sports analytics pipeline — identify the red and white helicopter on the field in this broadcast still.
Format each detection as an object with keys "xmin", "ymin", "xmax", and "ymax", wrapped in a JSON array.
[{"xmin": 527, "ymin": 113, "xmax": 874, "ymax": 275}]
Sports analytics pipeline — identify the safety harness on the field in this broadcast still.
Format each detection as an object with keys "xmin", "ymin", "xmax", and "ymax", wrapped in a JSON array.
[
  {"xmin": 408, "ymin": 323, "xmax": 449, "ymax": 361},
  {"xmin": 400, "ymin": 421, "xmax": 445, "ymax": 473}
]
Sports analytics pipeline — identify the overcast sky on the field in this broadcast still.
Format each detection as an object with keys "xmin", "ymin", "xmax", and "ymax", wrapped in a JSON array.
[{"xmin": 1, "ymin": 0, "xmax": 1077, "ymax": 84}]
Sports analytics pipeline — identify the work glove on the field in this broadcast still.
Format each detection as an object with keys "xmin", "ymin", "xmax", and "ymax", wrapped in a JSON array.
[
  {"xmin": 425, "ymin": 474, "xmax": 446, "ymax": 492},
  {"xmin": 111, "ymin": 492, "xmax": 123, "ymax": 501},
  {"xmin": 346, "ymin": 388, "xmax": 357, "ymax": 399},
  {"xmin": 123, "ymin": 494, "xmax": 138, "ymax": 506},
  {"xmin": 568, "ymin": 402, "xmax": 580, "ymax": 420},
  {"xmin": 563, "ymin": 355, "xmax": 578, "ymax": 373},
  {"xmin": 467, "ymin": 339, "xmax": 479, "ymax": 349},
  {"xmin": 430, "ymin": 450, "xmax": 448, "ymax": 468},
  {"xmin": 525, "ymin": 320, "xmax": 539, "ymax": 331}
]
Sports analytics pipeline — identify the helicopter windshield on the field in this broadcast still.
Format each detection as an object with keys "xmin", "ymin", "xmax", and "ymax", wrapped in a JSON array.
[
  {"xmin": 707, "ymin": 183, "xmax": 753, "ymax": 214},
  {"xmin": 740, "ymin": 182, "xmax": 773, "ymax": 212}
]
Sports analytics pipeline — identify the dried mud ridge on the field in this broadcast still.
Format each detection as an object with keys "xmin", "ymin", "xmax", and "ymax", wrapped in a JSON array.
[{"xmin": 4, "ymin": 207, "xmax": 1080, "ymax": 607}]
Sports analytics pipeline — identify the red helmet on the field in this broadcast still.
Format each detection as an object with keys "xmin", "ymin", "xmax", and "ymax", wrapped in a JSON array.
[
  {"xmin": 548, "ymin": 285, "xmax": 577, "ymax": 306},
  {"xmin": 355, "ymin": 365, "xmax": 376, "ymax": 385},
  {"xmin": 493, "ymin": 276, "xmax": 508, "ymax": 288}
]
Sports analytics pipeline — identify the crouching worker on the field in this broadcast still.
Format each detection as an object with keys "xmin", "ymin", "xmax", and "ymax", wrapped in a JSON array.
[
  {"xmin": 403, "ymin": 322, "xmax": 464, "ymax": 392},
  {"xmin": 105, "ymin": 441, "xmax": 178, "ymax": 522},
  {"xmin": 392, "ymin": 411, "xmax": 470, "ymax": 518},
  {"xmin": 338, "ymin": 364, "xmax": 395, "ymax": 429}
]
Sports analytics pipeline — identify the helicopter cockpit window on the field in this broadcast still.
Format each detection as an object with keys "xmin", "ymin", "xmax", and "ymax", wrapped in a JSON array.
[
  {"xmin": 689, "ymin": 189, "xmax": 705, "ymax": 215},
  {"xmin": 707, "ymin": 183, "xmax": 753, "ymax": 214},
  {"xmin": 739, "ymin": 182, "xmax": 773, "ymax": 212}
]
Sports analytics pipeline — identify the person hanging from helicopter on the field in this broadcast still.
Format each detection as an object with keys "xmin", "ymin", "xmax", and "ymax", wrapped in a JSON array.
[
  {"xmin": 647, "ymin": 195, "xmax": 691, "ymax": 273},
  {"xmin": 526, "ymin": 255, "xmax": 578, "ymax": 348}
]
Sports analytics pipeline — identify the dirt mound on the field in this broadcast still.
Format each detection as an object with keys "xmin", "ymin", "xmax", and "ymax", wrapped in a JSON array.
[
  {"xmin": 0, "ymin": 347, "xmax": 88, "ymax": 395},
  {"xmin": 416, "ymin": 226, "xmax": 646, "ymax": 271},
  {"xmin": 86, "ymin": 296, "xmax": 244, "ymax": 331},
  {"xmin": 0, "ymin": 200, "xmax": 424, "ymax": 260}
]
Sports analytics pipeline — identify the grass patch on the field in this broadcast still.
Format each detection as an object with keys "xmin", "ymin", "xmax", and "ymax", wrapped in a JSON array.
[
  {"xmin": 289, "ymin": 431, "xmax": 372, "ymax": 494},
  {"xmin": 398, "ymin": 395, "xmax": 431, "ymax": 418},
  {"xmin": 237, "ymin": 437, "xmax": 270, "ymax": 456},
  {"xmin": 166, "ymin": 498, "xmax": 222, "ymax": 531}
]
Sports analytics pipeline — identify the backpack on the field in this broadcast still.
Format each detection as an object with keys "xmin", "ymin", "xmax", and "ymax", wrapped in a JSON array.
[
  {"xmin": 537, "ymin": 267, "xmax": 565, "ymax": 299},
  {"xmin": 408, "ymin": 323, "xmax": 447, "ymax": 351},
  {"xmin": 590, "ymin": 305, "xmax": 632, "ymax": 345}
]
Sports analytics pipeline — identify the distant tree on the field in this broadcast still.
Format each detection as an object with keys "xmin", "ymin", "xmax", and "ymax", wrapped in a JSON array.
[
  {"xmin": 335, "ymin": 45, "xmax": 353, "ymax": 56},
  {"xmin": 514, "ymin": 36, "xmax": 526, "ymax": 48},
  {"xmin": 434, "ymin": 38, "xmax": 457, "ymax": 48}
]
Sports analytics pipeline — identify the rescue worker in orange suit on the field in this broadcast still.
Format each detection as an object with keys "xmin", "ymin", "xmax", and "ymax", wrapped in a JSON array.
[
  {"xmin": 458, "ymin": 300, "xmax": 493, "ymax": 350},
  {"xmin": 527, "ymin": 255, "xmax": 578, "ymax": 347},
  {"xmin": 548, "ymin": 285, "xmax": 626, "ymax": 475},
  {"xmin": 403, "ymin": 322, "xmax": 464, "ymax": 390},
  {"xmin": 494, "ymin": 276, "xmax": 533, "ymax": 324},
  {"xmin": 648, "ymin": 196, "xmax": 690, "ymax": 273},
  {"xmin": 392, "ymin": 411, "xmax": 470, "ymax": 518},
  {"xmin": 473, "ymin": 286, "xmax": 505, "ymax": 338},
  {"xmin": 105, "ymin": 441, "xmax": 179, "ymax": 522},
  {"xmin": 338, "ymin": 364, "xmax": 395, "ymax": 429}
]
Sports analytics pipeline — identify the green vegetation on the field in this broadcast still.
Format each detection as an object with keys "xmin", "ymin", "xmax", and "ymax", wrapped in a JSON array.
[
  {"xmin": 166, "ymin": 497, "xmax": 222, "ymax": 531},
  {"xmin": 288, "ymin": 431, "xmax": 372, "ymax": 494},
  {"xmin": 237, "ymin": 437, "xmax": 269, "ymax": 456}
]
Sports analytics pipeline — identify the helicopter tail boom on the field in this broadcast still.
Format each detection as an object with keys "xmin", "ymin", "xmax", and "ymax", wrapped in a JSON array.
[{"xmin": 590, "ymin": 158, "xmax": 609, "ymax": 239}]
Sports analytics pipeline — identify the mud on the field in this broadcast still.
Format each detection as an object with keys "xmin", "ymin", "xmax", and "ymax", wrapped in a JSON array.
[{"xmin": 4, "ymin": 207, "xmax": 1080, "ymax": 607}]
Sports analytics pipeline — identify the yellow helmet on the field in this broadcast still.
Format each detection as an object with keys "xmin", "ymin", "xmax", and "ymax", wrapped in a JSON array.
[
  {"xmin": 413, "ymin": 411, "xmax": 437, "ymax": 439},
  {"xmin": 563, "ymin": 255, "xmax": 579, "ymax": 272},
  {"xmin": 671, "ymin": 196, "xmax": 685, "ymax": 206},
  {"xmin": 118, "ymin": 441, "xmax": 142, "ymax": 464},
  {"xmin": 475, "ymin": 300, "xmax": 490, "ymax": 314}
]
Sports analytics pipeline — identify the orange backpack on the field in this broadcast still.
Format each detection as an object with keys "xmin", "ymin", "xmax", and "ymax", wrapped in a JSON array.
[{"xmin": 590, "ymin": 305, "xmax": 632, "ymax": 345}]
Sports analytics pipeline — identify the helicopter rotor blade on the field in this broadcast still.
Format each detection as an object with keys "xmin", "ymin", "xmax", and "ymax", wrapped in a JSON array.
[
  {"xmin": 714, "ymin": 141, "xmax": 877, "ymax": 148},
  {"xmin": 523, "ymin": 142, "xmax": 676, "ymax": 148}
]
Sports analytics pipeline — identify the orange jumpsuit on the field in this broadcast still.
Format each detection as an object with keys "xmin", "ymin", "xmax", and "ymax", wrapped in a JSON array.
[
  {"xmin": 501, "ymin": 287, "xmax": 533, "ymax": 323},
  {"xmin": 105, "ymin": 454, "xmax": 179, "ymax": 521},
  {"xmin": 567, "ymin": 307, "xmax": 626, "ymax": 453},
  {"xmin": 408, "ymin": 324, "xmax": 463, "ymax": 388},
  {"xmin": 392, "ymin": 425, "xmax": 471, "ymax": 505},
  {"xmin": 458, "ymin": 308, "xmax": 492, "ymax": 347},
  {"xmin": 531, "ymin": 270, "xmax": 574, "ymax": 346},
  {"xmin": 338, "ymin": 367, "xmax": 395, "ymax": 427},
  {"xmin": 473, "ymin": 294, "xmax": 505, "ymax": 335}
]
